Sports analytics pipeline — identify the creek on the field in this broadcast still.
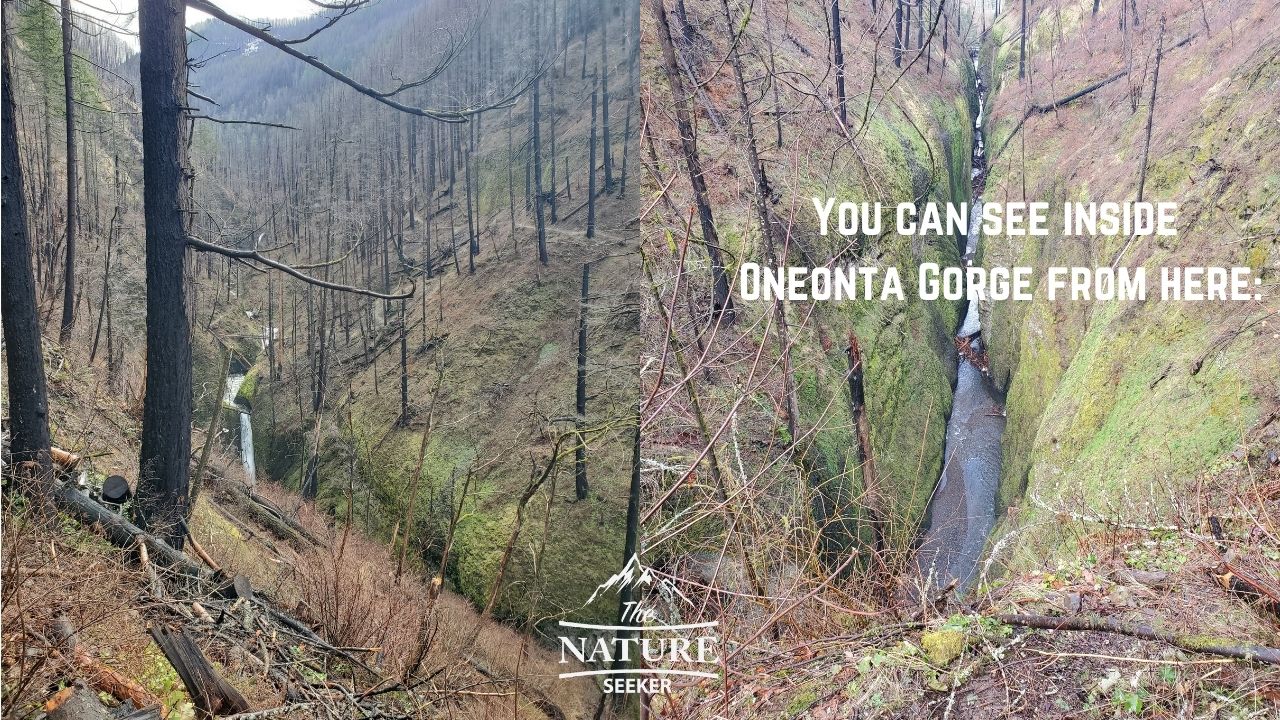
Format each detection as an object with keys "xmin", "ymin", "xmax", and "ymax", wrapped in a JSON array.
[{"xmin": 912, "ymin": 48, "xmax": 1008, "ymax": 593}]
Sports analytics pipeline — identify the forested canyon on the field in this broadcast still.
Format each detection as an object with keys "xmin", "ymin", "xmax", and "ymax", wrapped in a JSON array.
[
  {"xmin": 639, "ymin": 0, "xmax": 1277, "ymax": 716},
  {"xmin": 3, "ymin": 0, "xmax": 640, "ymax": 717},
  {"xmin": 1, "ymin": 0, "xmax": 1278, "ymax": 717}
]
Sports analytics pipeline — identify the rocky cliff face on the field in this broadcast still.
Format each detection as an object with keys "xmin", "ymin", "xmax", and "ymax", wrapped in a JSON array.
[{"xmin": 979, "ymin": 0, "xmax": 1279, "ymax": 561}]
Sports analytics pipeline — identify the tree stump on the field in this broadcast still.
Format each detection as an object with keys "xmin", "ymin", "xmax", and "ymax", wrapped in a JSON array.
[{"xmin": 101, "ymin": 475, "xmax": 131, "ymax": 508}]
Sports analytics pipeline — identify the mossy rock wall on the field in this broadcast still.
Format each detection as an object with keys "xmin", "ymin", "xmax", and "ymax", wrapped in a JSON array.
[
  {"xmin": 783, "ymin": 87, "xmax": 975, "ymax": 555},
  {"xmin": 978, "ymin": 7, "xmax": 1278, "ymax": 565}
]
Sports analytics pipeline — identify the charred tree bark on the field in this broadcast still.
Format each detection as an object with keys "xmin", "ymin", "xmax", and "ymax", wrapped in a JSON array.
[
  {"xmin": 398, "ymin": 300, "xmax": 410, "ymax": 427},
  {"xmin": 465, "ymin": 148, "xmax": 477, "ymax": 273},
  {"xmin": 894, "ymin": 1, "xmax": 904, "ymax": 68},
  {"xmin": 599, "ymin": 0, "xmax": 613, "ymax": 192},
  {"xmin": 1019, "ymin": 0, "xmax": 1028, "ymax": 79},
  {"xmin": 574, "ymin": 262, "xmax": 590, "ymax": 501},
  {"xmin": 58, "ymin": 0, "xmax": 78, "ymax": 343},
  {"xmin": 617, "ymin": 99, "xmax": 632, "ymax": 197},
  {"xmin": 831, "ymin": 1, "xmax": 847, "ymax": 128},
  {"xmin": 613, "ymin": 408, "xmax": 641, "ymax": 658},
  {"xmin": 148, "ymin": 625, "xmax": 250, "ymax": 717},
  {"xmin": 2, "ymin": 34, "xmax": 54, "ymax": 481},
  {"xmin": 532, "ymin": 42, "xmax": 548, "ymax": 264},
  {"xmin": 136, "ymin": 0, "xmax": 194, "ymax": 549},
  {"xmin": 651, "ymin": 0, "xmax": 734, "ymax": 322},
  {"xmin": 587, "ymin": 75, "xmax": 598, "ymax": 239}
]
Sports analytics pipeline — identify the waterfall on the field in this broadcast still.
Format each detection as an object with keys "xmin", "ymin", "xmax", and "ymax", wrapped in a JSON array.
[{"xmin": 223, "ymin": 373, "xmax": 256, "ymax": 485}]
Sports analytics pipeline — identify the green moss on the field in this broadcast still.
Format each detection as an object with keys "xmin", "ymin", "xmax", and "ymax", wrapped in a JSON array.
[
  {"xmin": 782, "ymin": 77, "xmax": 971, "ymax": 559},
  {"xmin": 785, "ymin": 687, "xmax": 819, "ymax": 716},
  {"xmin": 921, "ymin": 629, "xmax": 966, "ymax": 666}
]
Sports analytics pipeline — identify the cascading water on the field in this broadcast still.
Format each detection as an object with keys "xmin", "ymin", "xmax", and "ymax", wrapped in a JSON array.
[
  {"xmin": 223, "ymin": 373, "xmax": 256, "ymax": 485},
  {"xmin": 913, "ymin": 49, "xmax": 1007, "ymax": 593}
]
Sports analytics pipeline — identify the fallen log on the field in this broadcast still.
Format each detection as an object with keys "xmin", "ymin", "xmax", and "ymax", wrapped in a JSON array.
[
  {"xmin": 149, "ymin": 625, "xmax": 251, "ymax": 717},
  {"xmin": 51, "ymin": 617, "xmax": 165, "ymax": 714},
  {"xmin": 52, "ymin": 483, "xmax": 212, "ymax": 581},
  {"xmin": 219, "ymin": 483, "xmax": 320, "ymax": 548},
  {"xmin": 999, "ymin": 613, "xmax": 1280, "ymax": 665},
  {"xmin": 991, "ymin": 34, "xmax": 1198, "ymax": 163},
  {"xmin": 46, "ymin": 685, "xmax": 113, "ymax": 720}
]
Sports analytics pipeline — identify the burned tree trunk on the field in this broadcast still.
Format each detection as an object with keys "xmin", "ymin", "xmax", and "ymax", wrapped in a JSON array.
[
  {"xmin": 135, "ymin": 0, "xmax": 195, "ymax": 549},
  {"xmin": 148, "ymin": 625, "xmax": 249, "ymax": 717},
  {"xmin": 574, "ymin": 262, "xmax": 590, "ymax": 501},
  {"xmin": 894, "ymin": 0, "xmax": 904, "ymax": 68},
  {"xmin": 587, "ymin": 75, "xmax": 598, "ymax": 239},
  {"xmin": 1, "ymin": 31, "xmax": 54, "ymax": 482},
  {"xmin": 1019, "ymin": 0, "xmax": 1028, "ymax": 79},
  {"xmin": 532, "ymin": 52, "xmax": 548, "ymax": 263},
  {"xmin": 831, "ymin": 1, "xmax": 847, "ymax": 128},
  {"xmin": 465, "ymin": 148, "xmax": 476, "ymax": 273},
  {"xmin": 599, "ymin": 0, "xmax": 613, "ymax": 192},
  {"xmin": 399, "ymin": 300, "xmax": 410, "ymax": 426},
  {"xmin": 719, "ymin": 0, "xmax": 798, "ymax": 443},
  {"xmin": 1136, "ymin": 18, "xmax": 1165, "ymax": 204},
  {"xmin": 59, "ymin": 0, "xmax": 78, "ymax": 343},
  {"xmin": 651, "ymin": 0, "xmax": 734, "ymax": 322}
]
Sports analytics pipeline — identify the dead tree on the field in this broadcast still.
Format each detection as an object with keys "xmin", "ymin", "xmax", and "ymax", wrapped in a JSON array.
[
  {"xmin": 831, "ymin": 0, "xmax": 848, "ymax": 128},
  {"xmin": 1019, "ymin": 0, "xmax": 1028, "ymax": 79},
  {"xmin": 134, "ymin": 0, "xmax": 519, "ymax": 538},
  {"xmin": 2, "ymin": 28, "xmax": 54, "ymax": 482},
  {"xmin": 894, "ymin": 0, "xmax": 904, "ymax": 68},
  {"xmin": 574, "ymin": 262, "xmax": 590, "ymax": 501},
  {"xmin": 587, "ymin": 74, "xmax": 598, "ymax": 239},
  {"xmin": 58, "ymin": 0, "xmax": 78, "ymax": 343},
  {"xmin": 148, "ymin": 625, "xmax": 250, "ymax": 717},
  {"xmin": 651, "ymin": 0, "xmax": 734, "ymax": 322},
  {"xmin": 719, "ymin": 0, "xmax": 798, "ymax": 443},
  {"xmin": 599, "ymin": 0, "xmax": 613, "ymax": 191},
  {"xmin": 532, "ymin": 9, "xmax": 549, "ymax": 264},
  {"xmin": 1136, "ymin": 17, "xmax": 1165, "ymax": 204},
  {"xmin": 136, "ymin": 0, "xmax": 196, "ymax": 546}
]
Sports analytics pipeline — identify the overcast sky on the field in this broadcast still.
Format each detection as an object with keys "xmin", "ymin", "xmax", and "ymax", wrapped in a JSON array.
[{"xmin": 78, "ymin": 0, "xmax": 323, "ymax": 50}]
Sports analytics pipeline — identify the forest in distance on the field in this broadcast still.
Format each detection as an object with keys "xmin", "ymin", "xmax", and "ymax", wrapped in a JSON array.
[
  {"xmin": 2, "ymin": 0, "xmax": 1279, "ymax": 718},
  {"xmin": 3, "ymin": 0, "xmax": 645, "ymax": 717}
]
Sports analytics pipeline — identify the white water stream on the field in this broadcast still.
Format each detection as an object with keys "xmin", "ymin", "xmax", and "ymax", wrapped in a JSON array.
[
  {"xmin": 223, "ymin": 373, "xmax": 256, "ymax": 485},
  {"xmin": 913, "ymin": 49, "xmax": 1007, "ymax": 593}
]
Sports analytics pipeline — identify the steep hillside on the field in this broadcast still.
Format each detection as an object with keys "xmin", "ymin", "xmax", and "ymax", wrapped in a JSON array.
[
  {"xmin": 979, "ymin": 0, "xmax": 1279, "ymax": 564},
  {"xmin": 184, "ymin": 0, "xmax": 642, "ymax": 626},
  {"xmin": 640, "ymin": 0, "xmax": 974, "ymax": 589}
]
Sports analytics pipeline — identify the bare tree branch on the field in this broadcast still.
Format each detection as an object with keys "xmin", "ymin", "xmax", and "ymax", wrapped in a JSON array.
[
  {"xmin": 185, "ymin": 0, "xmax": 535, "ymax": 122},
  {"xmin": 186, "ymin": 235, "xmax": 413, "ymax": 299}
]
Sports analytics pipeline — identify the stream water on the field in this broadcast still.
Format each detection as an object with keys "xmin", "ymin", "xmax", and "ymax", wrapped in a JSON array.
[
  {"xmin": 224, "ymin": 373, "xmax": 256, "ymax": 485},
  {"xmin": 912, "ymin": 49, "xmax": 1007, "ymax": 594}
]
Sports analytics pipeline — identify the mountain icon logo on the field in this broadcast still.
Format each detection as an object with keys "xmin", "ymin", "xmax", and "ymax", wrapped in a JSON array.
[{"xmin": 586, "ymin": 553, "xmax": 654, "ymax": 604}]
